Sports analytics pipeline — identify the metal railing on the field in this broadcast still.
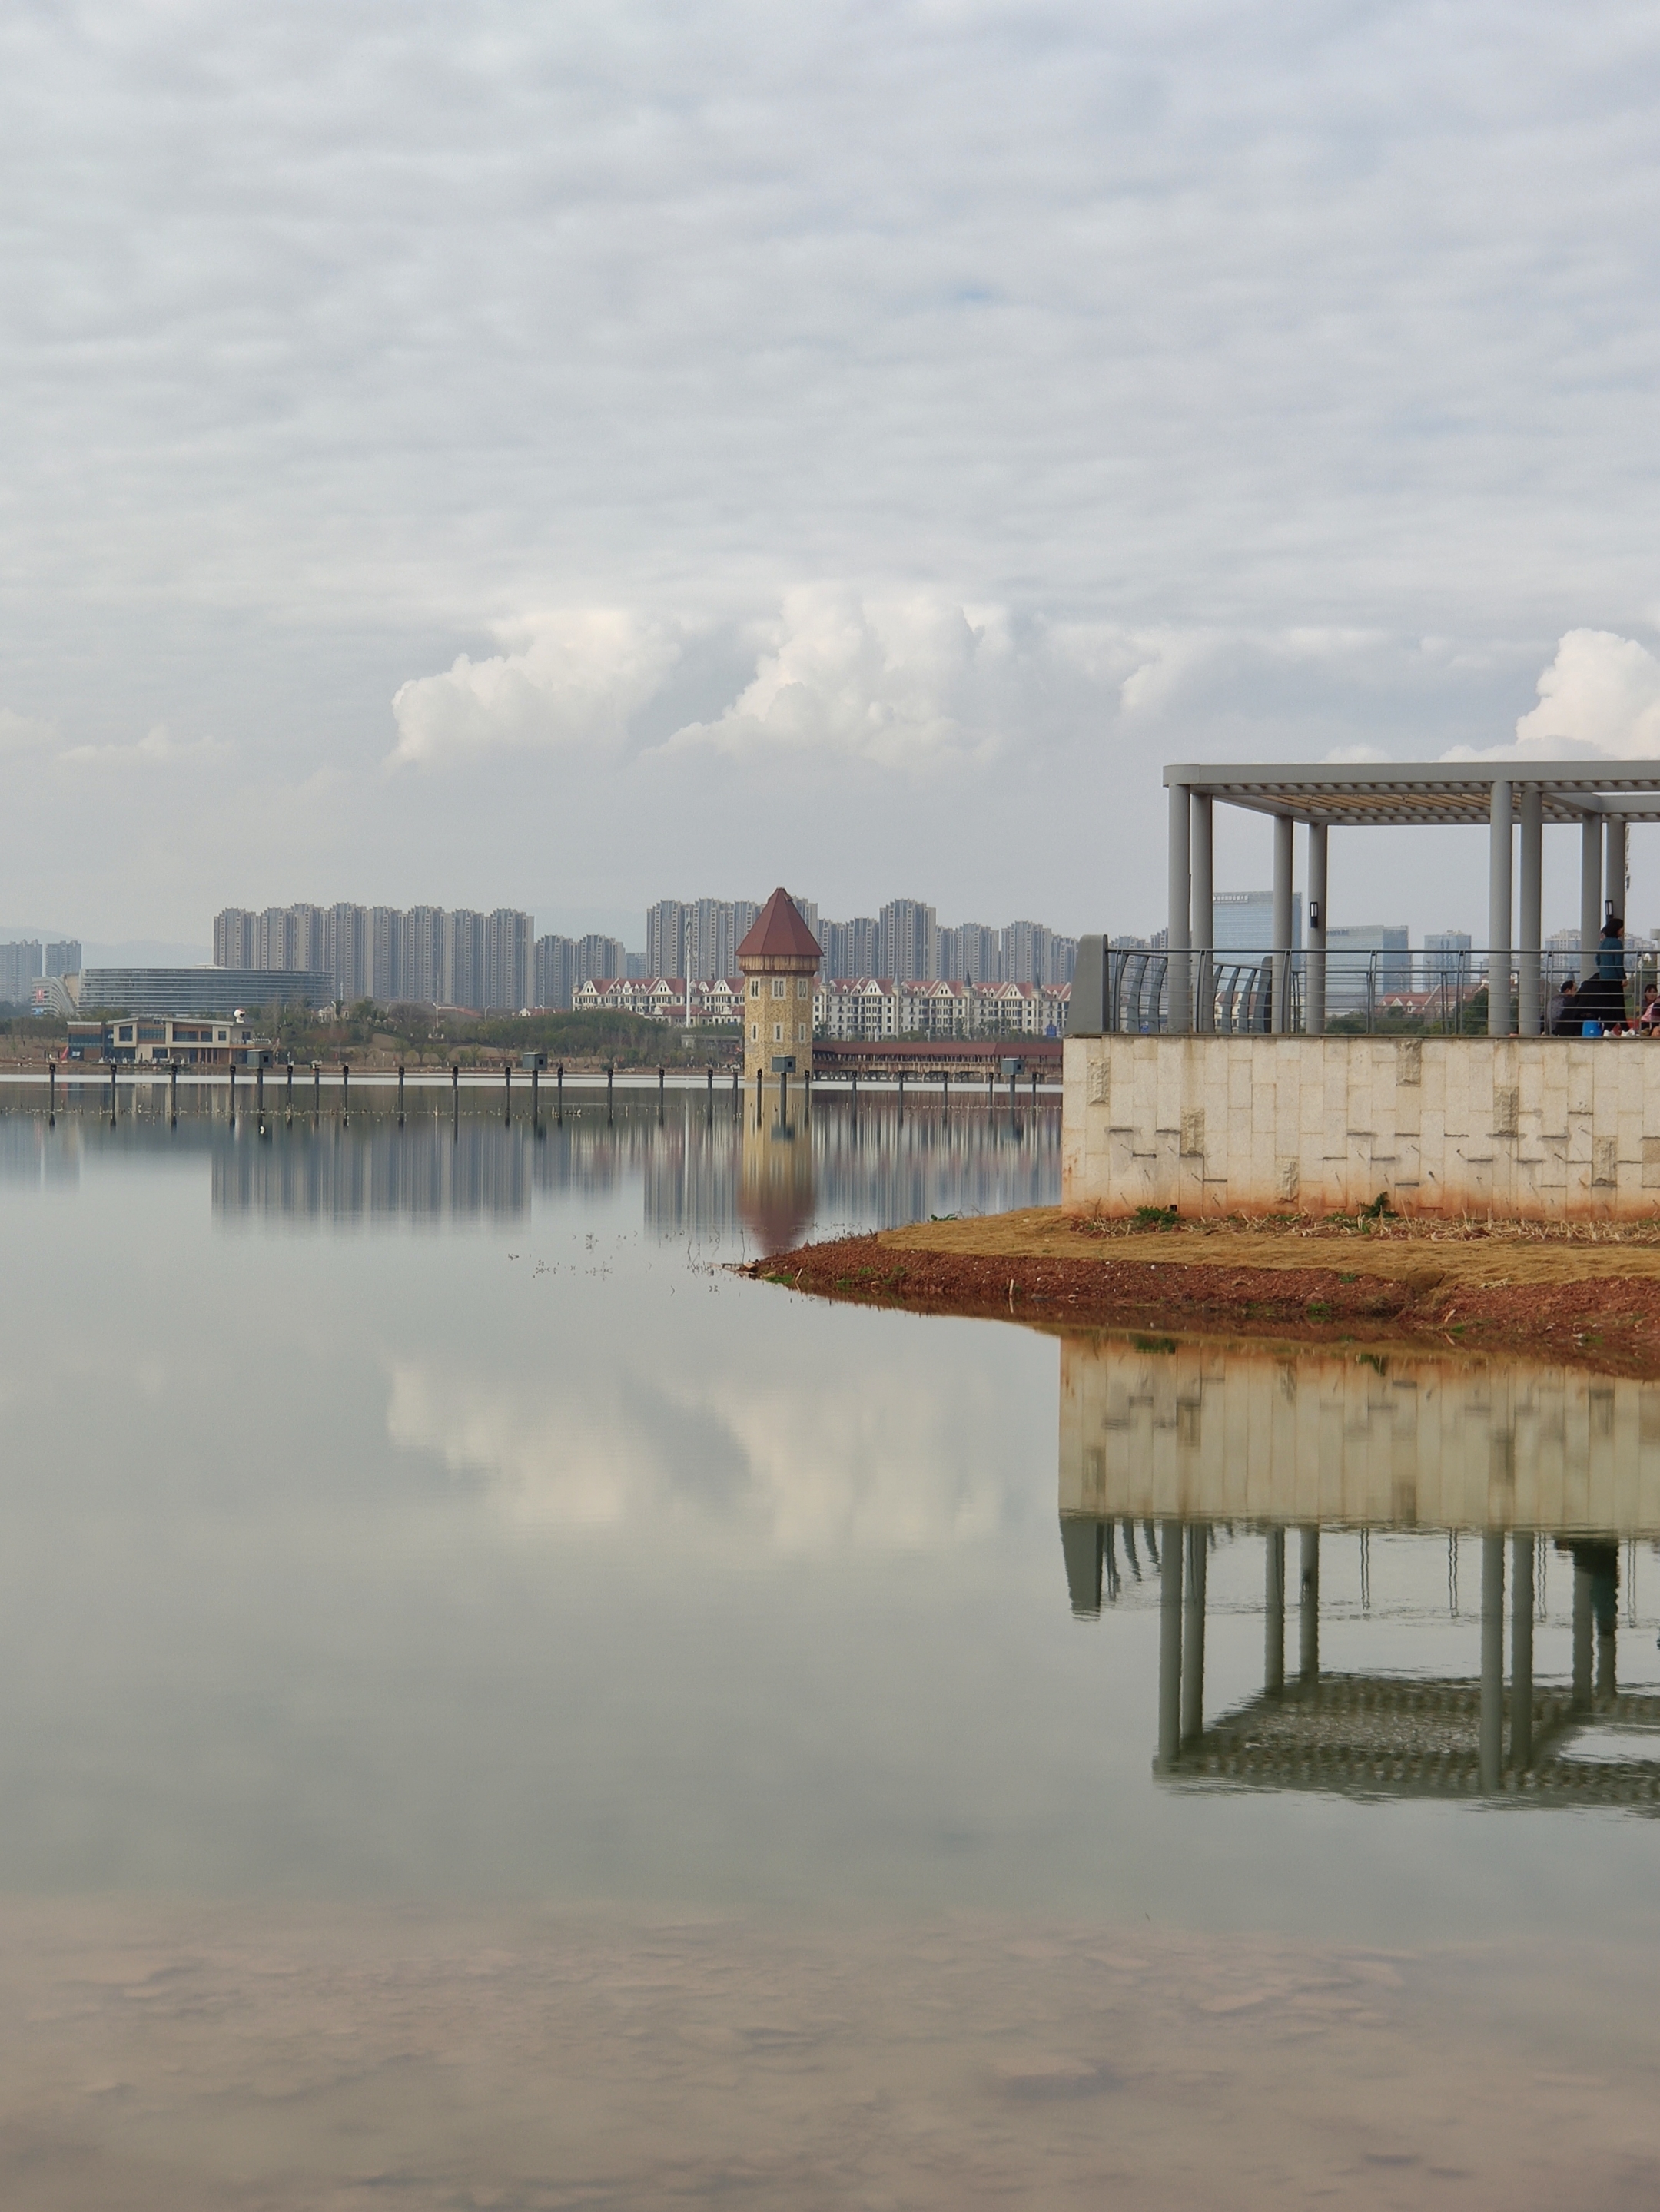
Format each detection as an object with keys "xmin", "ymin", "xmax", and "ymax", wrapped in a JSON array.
[{"xmin": 1097, "ymin": 947, "xmax": 1659, "ymax": 1036}]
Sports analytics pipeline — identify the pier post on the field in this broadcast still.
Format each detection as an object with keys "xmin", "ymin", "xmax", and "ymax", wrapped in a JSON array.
[
  {"xmin": 754, "ymin": 1065, "xmax": 762, "ymax": 1123},
  {"xmin": 1157, "ymin": 1521, "xmax": 1184, "ymax": 1769},
  {"xmin": 398, "ymin": 1063, "xmax": 405, "ymax": 1124},
  {"xmin": 256, "ymin": 1061, "xmax": 264, "ymax": 1118},
  {"xmin": 1181, "ymin": 1524, "xmax": 1207, "ymax": 1746},
  {"xmin": 504, "ymin": 1062, "xmax": 511, "ymax": 1123},
  {"xmin": 49, "ymin": 1061, "xmax": 56, "ymax": 1124},
  {"xmin": 557, "ymin": 1062, "xmax": 564, "ymax": 1120},
  {"xmin": 1299, "ymin": 1527, "xmax": 1320, "ymax": 1683},
  {"xmin": 779, "ymin": 1066, "xmax": 788, "ymax": 1119},
  {"xmin": 1265, "ymin": 1529, "xmax": 1285, "ymax": 1696},
  {"xmin": 110, "ymin": 1063, "xmax": 118, "ymax": 1124},
  {"xmin": 341, "ymin": 1062, "xmax": 350, "ymax": 1118},
  {"xmin": 170, "ymin": 1059, "xmax": 178, "ymax": 1125},
  {"xmin": 1479, "ymin": 1533, "xmax": 1505, "ymax": 1791},
  {"xmin": 530, "ymin": 1061, "xmax": 538, "ymax": 1120},
  {"xmin": 1511, "ymin": 1534, "xmax": 1535, "ymax": 1769},
  {"xmin": 227, "ymin": 1065, "xmax": 234, "ymax": 1126},
  {"xmin": 285, "ymin": 1060, "xmax": 293, "ymax": 1115}
]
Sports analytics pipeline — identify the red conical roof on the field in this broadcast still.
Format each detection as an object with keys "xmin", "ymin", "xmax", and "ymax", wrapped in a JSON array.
[{"xmin": 737, "ymin": 888, "xmax": 821, "ymax": 964}]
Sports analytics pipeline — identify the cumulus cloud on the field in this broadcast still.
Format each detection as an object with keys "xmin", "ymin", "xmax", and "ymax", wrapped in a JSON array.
[
  {"xmin": 1440, "ymin": 630, "xmax": 1660, "ymax": 761},
  {"xmin": 388, "ymin": 611, "xmax": 684, "ymax": 766},
  {"xmin": 666, "ymin": 589, "xmax": 1015, "ymax": 768}
]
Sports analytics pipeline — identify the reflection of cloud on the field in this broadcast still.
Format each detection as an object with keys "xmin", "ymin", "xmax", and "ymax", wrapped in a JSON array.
[{"xmin": 385, "ymin": 1354, "xmax": 1004, "ymax": 1554}]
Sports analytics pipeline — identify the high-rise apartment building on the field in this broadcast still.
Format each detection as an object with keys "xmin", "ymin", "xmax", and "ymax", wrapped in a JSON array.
[
  {"xmin": 878, "ymin": 899, "xmax": 937, "ymax": 983},
  {"xmin": 45, "ymin": 940, "xmax": 81, "ymax": 978},
  {"xmin": 647, "ymin": 897, "xmax": 765, "ymax": 981},
  {"xmin": 370, "ymin": 907, "xmax": 403, "ymax": 1002},
  {"xmin": 402, "ymin": 907, "xmax": 443, "ymax": 1004},
  {"xmin": 444, "ymin": 910, "xmax": 484, "ymax": 1010},
  {"xmin": 486, "ymin": 907, "xmax": 532, "ymax": 1012},
  {"xmin": 534, "ymin": 934, "xmax": 577, "ymax": 1011},
  {"xmin": 576, "ymin": 934, "xmax": 627, "ymax": 986},
  {"xmin": 818, "ymin": 917, "xmax": 878, "ymax": 979},
  {"xmin": 0, "ymin": 941, "xmax": 42, "ymax": 1003},
  {"xmin": 938, "ymin": 922, "xmax": 1001, "ymax": 984}
]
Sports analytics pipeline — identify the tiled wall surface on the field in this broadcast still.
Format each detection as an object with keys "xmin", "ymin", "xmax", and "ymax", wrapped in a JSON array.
[{"xmin": 1063, "ymin": 1033, "xmax": 1660, "ymax": 1219}]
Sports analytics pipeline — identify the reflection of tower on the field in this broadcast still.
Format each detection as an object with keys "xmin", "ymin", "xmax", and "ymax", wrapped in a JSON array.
[
  {"xmin": 738, "ymin": 888, "xmax": 820, "ymax": 1084},
  {"xmin": 739, "ymin": 1101, "xmax": 816, "ymax": 1254}
]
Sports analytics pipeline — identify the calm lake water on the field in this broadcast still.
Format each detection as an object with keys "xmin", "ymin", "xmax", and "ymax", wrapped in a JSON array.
[{"xmin": 1, "ymin": 1087, "xmax": 1657, "ymax": 2207}]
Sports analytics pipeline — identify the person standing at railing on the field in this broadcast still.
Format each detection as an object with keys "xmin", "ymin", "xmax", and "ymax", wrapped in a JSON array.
[{"xmin": 1594, "ymin": 914, "xmax": 1628, "ymax": 1028}]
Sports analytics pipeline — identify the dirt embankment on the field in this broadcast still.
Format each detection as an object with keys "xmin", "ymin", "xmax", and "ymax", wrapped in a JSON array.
[{"xmin": 745, "ymin": 1206, "xmax": 1660, "ymax": 1374}]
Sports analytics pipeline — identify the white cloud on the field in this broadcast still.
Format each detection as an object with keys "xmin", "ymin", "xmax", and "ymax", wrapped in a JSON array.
[
  {"xmin": 60, "ymin": 723, "xmax": 229, "ymax": 768},
  {"xmin": 388, "ymin": 611, "xmax": 683, "ymax": 766},
  {"xmin": 0, "ymin": 709, "xmax": 56, "ymax": 755},
  {"xmin": 1440, "ymin": 631, "xmax": 1660, "ymax": 762},
  {"xmin": 665, "ymin": 588, "xmax": 1014, "ymax": 769}
]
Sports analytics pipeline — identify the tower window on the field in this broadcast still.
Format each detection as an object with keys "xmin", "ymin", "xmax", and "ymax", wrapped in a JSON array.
[{"xmin": 772, "ymin": 977, "xmax": 786, "ymax": 998}]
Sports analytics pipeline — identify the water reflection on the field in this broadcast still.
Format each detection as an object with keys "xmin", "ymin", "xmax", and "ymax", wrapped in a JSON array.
[{"xmin": 1059, "ymin": 1333, "xmax": 1660, "ymax": 1807}]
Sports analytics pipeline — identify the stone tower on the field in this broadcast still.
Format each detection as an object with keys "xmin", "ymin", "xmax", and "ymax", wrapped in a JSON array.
[{"xmin": 737, "ymin": 888, "xmax": 821, "ymax": 1083}]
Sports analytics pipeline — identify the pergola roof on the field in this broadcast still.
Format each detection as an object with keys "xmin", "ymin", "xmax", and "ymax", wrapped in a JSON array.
[{"xmin": 1164, "ymin": 760, "xmax": 1660, "ymax": 827}]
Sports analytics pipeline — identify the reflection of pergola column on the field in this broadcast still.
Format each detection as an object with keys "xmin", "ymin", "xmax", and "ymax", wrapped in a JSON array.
[
  {"xmin": 1572, "ymin": 1555, "xmax": 1593, "ymax": 1711},
  {"xmin": 1479, "ymin": 1534, "xmax": 1505, "ymax": 1792},
  {"xmin": 1298, "ymin": 1527, "xmax": 1320, "ymax": 1683},
  {"xmin": 1264, "ymin": 1529, "xmax": 1286, "ymax": 1697},
  {"xmin": 1181, "ymin": 1526, "xmax": 1207, "ymax": 1746},
  {"xmin": 1157, "ymin": 1520, "xmax": 1184, "ymax": 1769},
  {"xmin": 1511, "ymin": 1534, "xmax": 1535, "ymax": 1770}
]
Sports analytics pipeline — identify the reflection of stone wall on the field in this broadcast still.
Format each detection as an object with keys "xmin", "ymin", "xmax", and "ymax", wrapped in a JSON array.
[
  {"xmin": 1063, "ymin": 1034, "xmax": 1660, "ymax": 1219},
  {"xmin": 1060, "ymin": 1334, "xmax": 1660, "ymax": 1534}
]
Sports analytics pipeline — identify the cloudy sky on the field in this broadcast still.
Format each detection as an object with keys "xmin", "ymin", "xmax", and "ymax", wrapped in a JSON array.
[{"xmin": 6, "ymin": 0, "xmax": 1660, "ymax": 951}]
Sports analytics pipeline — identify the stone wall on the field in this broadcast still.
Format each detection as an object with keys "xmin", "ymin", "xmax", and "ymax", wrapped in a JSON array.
[{"xmin": 1062, "ymin": 1033, "xmax": 1660, "ymax": 1219}]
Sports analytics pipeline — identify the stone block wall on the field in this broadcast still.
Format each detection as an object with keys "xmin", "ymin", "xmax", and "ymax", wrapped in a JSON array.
[{"xmin": 1062, "ymin": 1033, "xmax": 1660, "ymax": 1219}]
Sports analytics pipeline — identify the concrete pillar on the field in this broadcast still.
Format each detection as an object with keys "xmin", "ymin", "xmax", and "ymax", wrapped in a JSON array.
[
  {"xmin": 1191, "ymin": 794, "xmax": 1213, "ymax": 1033},
  {"xmin": 1572, "ymin": 1555, "xmax": 1592, "ymax": 1710},
  {"xmin": 1518, "ymin": 784, "xmax": 1542, "ymax": 1036},
  {"xmin": 1306, "ymin": 823, "xmax": 1327, "ymax": 1037},
  {"xmin": 1181, "ymin": 1525, "xmax": 1207, "ymax": 1746},
  {"xmin": 1298, "ymin": 1526, "xmax": 1320, "ymax": 1683},
  {"xmin": 1167, "ymin": 784, "xmax": 1191, "ymax": 1036},
  {"xmin": 1510, "ymin": 1534, "xmax": 1534, "ymax": 1770},
  {"xmin": 1479, "ymin": 1533, "xmax": 1505, "ymax": 1792},
  {"xmin": 1264, "ymin": 1529, "xmax": 1285, "ymax": 1696},
  {"xmin": 1488, "ymin": 778, "xmax": 1512, "ymax": 1036},
  {"xmin": 1157, "ymin": 1521, "xmax": 1184, "ymax": 1769},
  {"xmin": 1272, "ymin": 814, "xmax": 1294, "ymax": 1034},
  {"xmin": 1581, "ymin": 815, "xmax": 1602, "ymax": 982}
]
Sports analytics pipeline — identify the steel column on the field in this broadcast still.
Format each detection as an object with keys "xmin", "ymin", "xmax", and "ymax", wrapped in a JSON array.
[
  {"xmin": 1306, "ymin": 822, "xmax": 1327, "ymax": 1037},
  {"xmin": 1488, "ymin": 778, "xmax": 1512, "ymax": 1036},
  {"xmin": 1581, "ymin": 814, "xmax": 1602, "ymax": 981},
  {"xmin": 1518, "ymin": 784, "xmax": 1542, "ymax": 1036},
  {"xmin": 1272, "ymin": 814, "xmax": 1294, "ymax": 1033},
  {"xmin": 1298, "ymin": 1527, "xmax": 1320, "ymax": 1683},
  {"xmin": 1166, "ymin": 784, "xmax": 1191, "ymax": 1035},
  {"xmin": 1190, "ymin": 794, "xmax": 1213, "ymax": 1033},
  {"xmin": 1607, "ymin": 815, "xmax": 1628, "ymax": 924}
]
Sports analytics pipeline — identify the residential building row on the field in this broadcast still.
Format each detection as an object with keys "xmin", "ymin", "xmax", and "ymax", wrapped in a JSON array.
[
  {"xmin": 572, "ymin": 973, "xmax": 1071, "ymax": 1039},
  {"xmin": 644, "ymin": 894, "xmax": 1077, "ymax": 987}
]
